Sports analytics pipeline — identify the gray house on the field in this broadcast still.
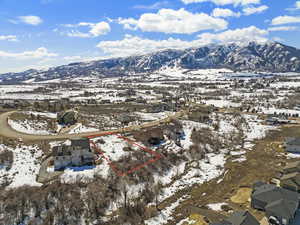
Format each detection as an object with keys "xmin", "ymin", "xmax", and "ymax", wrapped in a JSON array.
[
  {"xmin": 53, "ymin": 138, "xmax": 94, "ymax": 171},
  {"xmin": 211, "ymin": 211, "xmax": 259, "ymax": 225},
  {"xmin": 284, "ymin": 138, "xmax": 300, "ymax": 154},
  {"xmin": 281, "ymin": 172, "xmax": 300, "ymax": 192},
  {"xmin": 251, "ymin": 182, "xmax": 299, "ymax": 225},
  {"xmin": 265, "ymin": 199, "xmax": 298, "ymax": 225},
  {"xmin": 283, "ymin": 161, "xmax": 300, "ymax": 174}
]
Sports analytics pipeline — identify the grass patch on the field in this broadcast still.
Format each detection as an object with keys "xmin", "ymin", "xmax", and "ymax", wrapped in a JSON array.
[{"xmin": 230, "ymin": 188, "xmax": 252, "ymax": 204}]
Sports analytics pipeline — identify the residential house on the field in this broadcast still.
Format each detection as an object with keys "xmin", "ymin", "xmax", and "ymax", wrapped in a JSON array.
[
  {"xmin": 266, "ymin": 116, "xmax": 291, "ymax": 125},
  {"xmin": 147, "ymin": 103, "xmax": 175, "ymax": 113},
  {"xmin": 53, "ymin": 138, "xmax": 94, "ymax": 171},
  {"xmin": 284, "ymin": 138, "xmax": 300, "ymax": 154},
  {"xmin": 265, "ymin": 199, "xmax": 298, "ymax": 225},
  {"xmin": 266, "ymin": 117, "xmax": 280, "ymax": 125},
  {"xmin": 281, "ymin": 172, "xmax": 300, "ymax": 192},
  {"xmin": 211, "ymin": 211, "xmax": 260, "ymax": 225},
  {"xmin": 133, "ymin": 127, "xmax": 165, "ymax": 146},
  {"xmin": 283, "ymin": 161, "xmax": 300, "ymax": 174},
  {"xmin": 163, "ymin": 123, "xmax": 185, "ymax": 146},
  {"xmin": 57, "ymin": 110, "xmax": 78, "ymax": 126},
  {"xmin": 294, "ymin": 105, "xmax": 300, "ymax": 111},
  {"xmin": 117, "ymin": 113, "xmax": 136, "ymax": 126},
  {"xmin": 188, "ymin": 111, "xmax": 211, "ymax": 123},
  {"xmin": 100, "ymin": 99, "xmax": 111, "ymax": 104},
  {"xmin": 251, "ymin": 182, "xmax": 299, "ymax": 225}
]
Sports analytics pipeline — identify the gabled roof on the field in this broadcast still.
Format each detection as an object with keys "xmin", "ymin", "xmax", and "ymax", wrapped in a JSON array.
[
  {"xmin": 225, "ymin": 211, "xmax": 259, "ymax": 225},
  {"xmin": 265, "ymin": 199, "xmax": 298, "ymax": 219},
  {"xmin": 281, "ymin": 172, "xmax": 300, "ymax": 182},
  {"xmin": 252, "ymin": 183, "xmax": 299, "ymax": 205},
  {"xmin": 282, "ymin": 179, "xmax": 299, "ymax": 190}
]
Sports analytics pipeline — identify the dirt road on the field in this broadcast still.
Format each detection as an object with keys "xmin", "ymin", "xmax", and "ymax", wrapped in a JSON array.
[{"xmin": 0, "ymin": 110, "xmax": 186, "ymax": 141}]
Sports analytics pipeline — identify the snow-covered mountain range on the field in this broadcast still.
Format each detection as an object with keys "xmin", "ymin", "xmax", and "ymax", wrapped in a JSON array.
[{"xmin": 1, "ymin": 41, "xmax": 300, "ymax": 83}]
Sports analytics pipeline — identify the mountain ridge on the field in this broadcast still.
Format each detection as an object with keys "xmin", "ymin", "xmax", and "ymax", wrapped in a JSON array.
[{"xmin": 1, "ymin": 41, "xmax": 300, "ymax": 83}]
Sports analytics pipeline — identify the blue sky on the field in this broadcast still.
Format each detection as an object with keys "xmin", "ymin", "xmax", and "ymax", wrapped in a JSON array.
[{"xmin": 0, "ymin": 0, "xmax": 300, "ymax": 73}]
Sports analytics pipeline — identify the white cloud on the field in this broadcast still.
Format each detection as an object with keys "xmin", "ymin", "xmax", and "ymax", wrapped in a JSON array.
[
  {"xmin": 118, "ymin": 18, "xmax": 139, "ymax": 30},
  {"xmin": 118, "ymin": 8, "xmax": 228, "ymax": 34},
  {"xmin": 97, "ymin": 26, "xmax": 268, "ymax": 57},
  {"xmin": 63, "ymin": 21, "xmax": 111, "ymax": 38},
  {"xmin": 63, "ymin": 56, "xmax": 82, "ymax": 61},
  {"xmin": 97, "ymin": 35, "xmax": 195, "ymax": 57},
  {"xmin": 90, "ymin": 22, "xmax": 111, "ymax": 36},
  {"xmin": 67, "ymin": 31, "xmax": 91, "ymax": 38},
  {"xmin": 197, "ymin": 25, "xmax": 268, "ymax": 44},
  {"xmin": 271, "ymin": 16, "xmax": 300, "ymax": 25},
  {"xmin": 243, "ymin": 5, "xmax": 268, "ymax": 15},
  {"xmin": 0, "ymin": 47, "xmax": 58, "ymax": 59},
  {"xmin": 181, "ymin": 0, "xmax": 260, "ymax": 6},
  {"xmin": 133, "ymin": 1, "xmax": 170, "ymax": 10},
  {"xmin": 286, "ymin": 1, "xmax": 300, "ymax": 11},
  {"xmin": 18, "ymin": 15, "xmax": 43, "ymax": 25},
  {"xmin": 0, "ymin": 35, "xmax": 18, "ymax": 42},
  {"xmin": 212, "ymin": 8, "xmax": 241, "ymax": 17},
  {"xmin": 268, "ymin": 26, "xmax": 298, "ymax": 31}
]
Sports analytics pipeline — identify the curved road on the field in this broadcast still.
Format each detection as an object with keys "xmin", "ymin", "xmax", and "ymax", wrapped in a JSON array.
[{"xmin": 0, "ymin": 110, "xmax": 187, "ymax": 141}]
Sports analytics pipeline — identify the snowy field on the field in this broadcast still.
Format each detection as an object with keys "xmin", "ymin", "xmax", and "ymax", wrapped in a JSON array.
[
  {"xmin": 0, "ymin": 144, "xmax": 43, "ymax": 188},
  {"xmin": 0, "ymin": 70, "xmax": 298, "ymax": 108},
  {"xmin": 8, "ymin": 119, "xmax": 53, "ymax": 135}
]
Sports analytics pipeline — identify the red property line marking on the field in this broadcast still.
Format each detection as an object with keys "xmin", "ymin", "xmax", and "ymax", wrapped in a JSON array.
[
  {"xmin": 116, "ymin": 135, "xmax": 161, "ymax": 158},
  {"xmin": 88, "ymin": 133, "xmax": 162, "ymax": 177},
  {"xmin": 90, "ymin": 141, "xmax": 123, "ymax": 177},
  {"xmin": 87, "ymin": 131, "xmax": 118, "ymax": 139}
]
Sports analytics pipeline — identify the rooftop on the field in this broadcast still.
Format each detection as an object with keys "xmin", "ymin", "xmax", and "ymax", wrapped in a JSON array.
[
  {"xmin": 286, "ymin": 138, "xmax": 300, "ymax": 146},
  {"xmin": 225, "ymin": 211, "xmax": 259, "ymax": 225},
  {"xmin": 284, "ymin": 161, "xmax": 300, "ymax": 170}
]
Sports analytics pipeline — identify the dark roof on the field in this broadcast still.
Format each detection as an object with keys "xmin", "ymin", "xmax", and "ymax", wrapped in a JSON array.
[
  {"xmin": 53, "ymin": 138, "xmax": 90, "ymax": 156},
  {"xmin": 225, "ymin": 211, "xmax": 259, "ymax": 225},
  {"xmin": 265, "ymin": 199, "xmax": 298, "ymax": 219},
  {"xmin": 211, "ymin": 221, "xmax": 232, "ymax": 225},
  {"xmin": 52, "ymin": 145, "xmax": 71, "ymax": 156},
  {"xmin": 286, "ymin": 138, "xmax": 300, "ymax": 146},
  {"xmin": 253, "ymin": 181, "xmax": 266, "ymax": 190},
  {"xmin": 70, "ymin": 137, "xmax": 90, "ymax": 149},
  {"xmin": 281, "ymin": 172, "xmax": 300, "ymax": 182},
  {"xmin": 252, "ymin": 183, "xmax": 299, "ymax": 206}
]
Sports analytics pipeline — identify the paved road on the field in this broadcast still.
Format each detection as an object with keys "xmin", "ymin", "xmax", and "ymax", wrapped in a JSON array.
[{"xmin": 0, "ymin": 110, "xmax": 187, "ymax": 141}]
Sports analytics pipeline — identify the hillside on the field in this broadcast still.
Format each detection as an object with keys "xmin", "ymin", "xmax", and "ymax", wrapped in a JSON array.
[{"xmin": 0, "ymin": 41, "xmax": 300, "ymax": 83}]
